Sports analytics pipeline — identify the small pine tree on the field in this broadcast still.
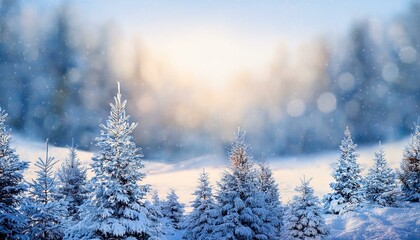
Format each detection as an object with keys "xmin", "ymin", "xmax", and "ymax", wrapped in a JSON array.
[
  {"xmin": 213, "ymin": 129, "xmax": 276, "ymax": 239},
  {"xmin": 323, "ymin": 127, "xmax": 364, "ymax": 214},
  {"xmin": 365, "ymin": 143, "xmax": 399, "ymax": 206},
  {"xmin": 66, "ymin": 83, "xmax": 153, "ymax": 239},
  {"xmin": 145, "ymin": 199, "xmax": 166, "ymax": 239},
  {"xmin": 184, "ymin": 170, "xmax": 217, "ymax": 240},
  {"xmin": 399, "ymin": 124, "xmax": 420, "ymax": 202},
  {"xmin": 57, "ymin": 140, "xmax": 88, "ymax": 221},
  {"xmin": 147, "ymin": 190, "xmax": 168, "ymax": 239},
  {"xmin": 162, "ymin": 189, "xmax": 185, "ymax": 230},
  {"xmin": 25, "ymin": 139, "xmax": 66, "ymax": 240},
  {"xmin": 283, "ymin": 178, "xmax": 329, "ymax": 240},
  {"xmin": 150, "ymin": 190, "xmax": 172, "ymax": 237},
  {"xmin": 152, "ymin": 190, "xmax": 162, "ymax": 210},
  {"xmin": 257, "ymin": 162, "xmax": 283, "ymax": 235},
  {"xmin": 0, "ymin": 109, "xmax": 29, "ymax": 239}
]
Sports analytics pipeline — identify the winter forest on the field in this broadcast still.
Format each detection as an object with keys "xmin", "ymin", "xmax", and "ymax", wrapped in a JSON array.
[{"xmin": 1, "ymin": 0, "xmax": 420, "ymax": 239}]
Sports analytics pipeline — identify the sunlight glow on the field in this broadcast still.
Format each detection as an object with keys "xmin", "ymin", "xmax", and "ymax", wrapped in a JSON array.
[{"xmin": 142, "ymin": 28, "xmax": 276, "ymax": 88}]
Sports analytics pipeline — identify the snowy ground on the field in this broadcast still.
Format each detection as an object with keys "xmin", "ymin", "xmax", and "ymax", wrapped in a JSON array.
[
  {"xmin": 162, "ymin": 204, "xmax": 420, "ymax": 240},
  {"xmin": 15, "ymin": 135, "xmax": 407, "ymax": 205},
  {"xmin": 14, "ymin": 135, "xmax": 420, "ymax": 239},
  {"xmin": 326, "ymin": 204, "xmax": 420, "ymax": 239}
]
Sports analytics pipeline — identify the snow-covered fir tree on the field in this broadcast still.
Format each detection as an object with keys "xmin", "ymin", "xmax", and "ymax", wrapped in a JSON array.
[
  {"xmin": 144, "ymin": 199, "xmax": 166, "ymax": 240},
  {"xmin": 162, "ymin": 189, "xmax": 185, "ymax": 230},
  {"xmin": 57, "ymin": 140, "xmax": 88, "ymax": 221},
  {"xmin": 152, "ymin": 190, "xmax": 162, "ymax": 210},
  {"xmin": 213, "ymin": 129, "xmax": 276, "ymax": 239},
  {"xmin": 184, "ymin": 170, "xmax": 217, "ymax": 240},
  {"xmin": 0, "ymin": 109, "xmax": 29, "ymax": 239},
  {"xmin": 399, "ymin": 124, "xmax": 420, "ymax": 202},
  {"xmin": 65, "ymin": 83, "xmax": 155, "ymax": 239},
  {"xmin": 283, "ymin": 178, "xmax": 329, "ymax": 240},
  {"xmin": 323, "ymin": 127, "xmax": 364, "ymax": 214},
  {"xmin": 25, "ymin": 139, "xmax": 66, "ymax": 240},
  {"xmin": 151, "ymin": 190, "xmax": 175, "ymax": 237},
  {"xmin": 257, "ymin": 162, "xmax": 283, "ymax": 235},
  {"xmin": 146, "ymin": 190, "xmax": 167, "ymax": 239},
  {"xmin": 365, "ymin": 143, "xmax": 399, "ymax": 206}
]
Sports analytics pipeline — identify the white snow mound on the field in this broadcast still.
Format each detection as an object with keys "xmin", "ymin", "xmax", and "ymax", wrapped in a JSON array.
[{"xmin": 326, "ymin": 204, "xmax": 420, "ymax": 239}]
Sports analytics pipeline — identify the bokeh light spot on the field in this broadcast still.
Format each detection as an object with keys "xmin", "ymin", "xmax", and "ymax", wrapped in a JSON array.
[
  {"xmin": 317, "ymin": 92, "xmax": 336, "ymax": 113},
  {"xmin": 338, "ymin": 72, "xmax": 355, "ymax": 91},
  {"xmin": 399, "ymin": 46, "xmax": 417, "ymax": 63},
  {"xmin": 382, "ymin": 63, "xmax": 399, "ymax": 82},
  {"xmin": 287, "ymin": 99, "xmax": 306, "ymax": 117}
]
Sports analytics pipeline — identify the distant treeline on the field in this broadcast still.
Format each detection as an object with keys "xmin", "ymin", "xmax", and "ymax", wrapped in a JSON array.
[{"xmin": 1, "ymin": 1, "xmax": 420, "ymax": 159}]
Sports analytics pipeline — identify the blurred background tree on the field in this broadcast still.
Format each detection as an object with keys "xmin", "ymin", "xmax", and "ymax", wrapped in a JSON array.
[{"xmin": 1, "ymin": 1, "xmax": 420, "ymax": 161}]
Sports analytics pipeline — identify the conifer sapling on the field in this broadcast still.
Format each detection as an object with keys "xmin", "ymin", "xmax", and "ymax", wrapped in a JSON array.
[
  {"xmin": 0, "ymin": 109, "xmax": 29, "ymax": 239},
  {"xmin": 365, "ymin": 143, "xmax": 398, "ymax": 206},
  {"xmin": 66, "ymin": 83, "xmax": 154, "ymax": 239},
  {"xmin": 57, "ymin": 139, "xmax": 88, "ymax": 221},
  {"xmin": 184, "ymin": 169, "xmax": 217, "ymax": 240},
  {"xmin": 162, "ymin": 188, "xmax": 185, "ymax": 230},
  {"xmin": 323, "ymin": 127, "xmax": 364, "ymax": 214},
  {"xmin": 25, "ymin": 139, "xmax": 66, "ymax": 240},
  {"xmin": 213, "ymin": 129, "xmax": 276, "ymax": 239},
  {"xmin": 399, "ymin": 124, "xmax": 420, "ymax": 202},
  {"xmin": 284, "ymin": 177, "xmax": 329, "ymax": 240}
]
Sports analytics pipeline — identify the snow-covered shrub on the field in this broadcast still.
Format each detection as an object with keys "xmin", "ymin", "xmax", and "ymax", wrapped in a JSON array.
[
  {"xmin": 283, "ymin": 178, "xmax": 329, "ymax": 240},
  {"xmin": 162, "ymin": 189, "xmax": 185, "ymax": 230},
  {"xmin": 57, "ymin": 141, "xmax": 88, "ymax": 221},
  {"xmin": 399, "ymin": 124, "xmax": 420, "ymax": 202},
  {"xmin": 0, "ymin": 109, "xmax": 29, "ymax": 239},
  {"xmin": 184, "ymin": 170, "xmax": 217, "ymax": 240},
  {"xmin": 25, "ymin": 140, "xmax": 66, "ymax": 240},
  {"xmin": 213, "ymin": 129, "xmax": 276, "ymax": 239},
  {"xmin": 323, "ymin": 127, "xmax": 364, "ymax": 214},
  {"xmin": 365, "ymin": 143, "xmax": 399, "ymax": 206}
]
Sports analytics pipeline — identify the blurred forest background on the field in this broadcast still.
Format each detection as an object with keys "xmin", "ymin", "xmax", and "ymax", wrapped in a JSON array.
[{"xmin": 1, "ymin": 0, "xmax": 420, "ymax": 161}]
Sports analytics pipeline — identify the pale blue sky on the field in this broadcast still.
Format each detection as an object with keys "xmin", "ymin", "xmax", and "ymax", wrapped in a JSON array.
[
  {"xmin": 32, "ymin": 1, "xmax": 413, "ymax": 85},
  {"xmin": 71, "ymin": 0, "xmax": 410, "ymax": 41}
]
